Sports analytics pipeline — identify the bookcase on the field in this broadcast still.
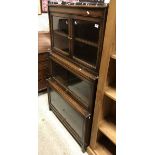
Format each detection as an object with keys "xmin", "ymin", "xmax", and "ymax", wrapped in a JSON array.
[
  {"xmin": 87, "ymin": 0, "xmax": 116, "ymax": 154},
  {"xmin": 47, "ymin": 3, "xmax": 108, "ymax": 152}
]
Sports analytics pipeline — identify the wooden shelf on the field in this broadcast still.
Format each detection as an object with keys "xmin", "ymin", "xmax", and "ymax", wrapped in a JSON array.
[
  {"xmin": 99, "ymin": 120, "xmax": 116, "ymax": 144},
  {"xmin": 88, "ymin": 0, "xmax": 116, "ymax": 154},
  {"xmin": 75, "ymin": 37, "xmax": 98, "ymax": 47},
  {"xmin": 54, "ymin": 30, "xmax": 68, "ymax": 38},
  {"xmin": 94, "ymin": 142, "xmax": 112, "ymax": 155},
  {"xmin": 111, "ymin": 54, "xmax": 116, "ymax": 59},
  {"xmin": 105, "ymin": 86, "xmax": 116, "ymax": 101}
]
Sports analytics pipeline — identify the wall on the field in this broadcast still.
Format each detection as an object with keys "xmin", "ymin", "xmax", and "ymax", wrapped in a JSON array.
[{"xmin": 38, "ymin": 13, "xmax": 49, "ymax": 31}]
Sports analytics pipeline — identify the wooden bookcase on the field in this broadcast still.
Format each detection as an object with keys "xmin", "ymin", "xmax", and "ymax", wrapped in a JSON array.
[
  {"xmin": 47, "ymin": 3, "xmax": 108, "ymax": 152},
  {"xmin": 87, "ymin": 0, "xmax": 116, "ymax": 154}
]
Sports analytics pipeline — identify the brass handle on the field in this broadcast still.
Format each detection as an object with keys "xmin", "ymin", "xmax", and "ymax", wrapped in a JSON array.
[{"xmin": 86, "ymin": 11, "xmax": 90, "ymax": 15}]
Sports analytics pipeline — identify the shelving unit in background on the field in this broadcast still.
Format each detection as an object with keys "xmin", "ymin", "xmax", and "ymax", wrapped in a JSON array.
[{"xmin": 87, "ymin": 0, "xmax": 116, "ymax": 154}]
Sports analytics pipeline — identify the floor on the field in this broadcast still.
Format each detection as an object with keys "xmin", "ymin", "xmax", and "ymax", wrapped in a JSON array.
[{"xmin": 38, "ymin": 93, "xmax": 88, "ymax": 155}]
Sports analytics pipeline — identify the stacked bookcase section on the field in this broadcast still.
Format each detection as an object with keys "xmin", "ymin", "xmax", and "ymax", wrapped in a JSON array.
[{"xmin": 47, "ymin": 3, "xmax": 108, "ymax": 152}]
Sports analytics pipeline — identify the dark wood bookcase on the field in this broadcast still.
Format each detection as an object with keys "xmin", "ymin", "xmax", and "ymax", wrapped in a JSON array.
[{"xmin": 47, "ymin": 3, "xmax": 109, "ymax": 152}]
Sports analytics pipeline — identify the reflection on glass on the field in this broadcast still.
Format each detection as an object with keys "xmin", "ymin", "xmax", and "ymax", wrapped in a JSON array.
[
  {"xmin": 53, "ymin": 16, "xmax": 69, "ymax": 34},
  {"xmin": 52, "ymin": 62, "xmax": 94, "ymax": 107},
  {"xmin": 73, "ymin": 19, "xmax": 100, "ymax": 43},
  {"xmin": 74, "ymin": 41, "xmax": 98, "ymax": 66},
  {"xmin": 50, "ymin": 89, "xmax": 83, "ymax": 138},
  {"xmin": 53, "ymin": 34, "xmax": 69, "ymax": 54}
]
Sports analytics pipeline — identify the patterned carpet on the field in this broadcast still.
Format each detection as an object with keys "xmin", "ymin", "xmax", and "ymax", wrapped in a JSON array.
[{"xmin": 38, "ymin": 93, "xmax": 88, "ymax": 155}]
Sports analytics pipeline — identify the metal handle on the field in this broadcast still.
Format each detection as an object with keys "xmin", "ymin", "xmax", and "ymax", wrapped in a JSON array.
[{"xmin": 86, "ymin": 11, "xmax": 90, "ymax": 15}]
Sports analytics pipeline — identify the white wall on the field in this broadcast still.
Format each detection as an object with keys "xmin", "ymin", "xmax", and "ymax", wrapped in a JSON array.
[{"xmin": 38, "ymin": 13, "xmax": 49, "ymax": 31}]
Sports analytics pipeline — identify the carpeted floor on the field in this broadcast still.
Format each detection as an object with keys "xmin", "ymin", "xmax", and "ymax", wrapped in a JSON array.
[{"xmin": 38, "ymin": 93, "xmax": 88, "ymax": 155}]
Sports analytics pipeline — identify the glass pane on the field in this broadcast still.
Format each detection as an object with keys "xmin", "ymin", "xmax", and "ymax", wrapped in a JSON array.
[
  {"xmin": 53, "ymin": 34, "xmax": 69, "ymax": 54},
  {"xmin": 50, "ymin": 89, "xmax": 83, "ymax": 138},
  {"xmin": 73, "ymin": 19, "xmax": 100, "ymax": 43},
  {"xmin": 52, "ymin": 62, "xmax": 94, "ymax": 108},
  {"xmin": 53, "ymin": 16, "xmax": 69, "ymax": 34},
  {"xmin": 74, "ymin": 41, "xmax": 98, "ymax": 66}
]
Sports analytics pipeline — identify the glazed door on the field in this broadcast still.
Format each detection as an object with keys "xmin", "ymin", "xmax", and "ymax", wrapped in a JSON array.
[
  {"xmin": 49, "ymin": 12, "xmax": 104, "ymax": 72},
  {"xmin": 50, "ymin": 59, "xmax": 96, "ymax": 111},
  {"xmin": 51, "ymin": 14, "xmax": 71, "ymax": 56},
  {"xmin": 72, "ymin": 18, "xmax": 102, "ymax": 70},
  {"xmin": 49, "ymin": 88, "xmax": 84, "ymax": 138}
]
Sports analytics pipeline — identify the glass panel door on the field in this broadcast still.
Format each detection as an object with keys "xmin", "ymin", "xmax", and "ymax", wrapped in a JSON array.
[
  {"xmin": 53, "ymin": 34, "xmax": 69, "ymax": 54},
  {"xmin": 73, "ymin": 19, "xmax": 100, "ymax": 43},
  {"xmin": 52, "ymin": 16, "xmax": 69, "ymax": 55},
  {"xmin": 73, "ymin": 19, "xmax": 100, "ymax": 68},
  {"xmin": 51, "ymin": 60, "xmax": 95, "ymax": 108},
  {"xmin": 74, "ymin": 41, "xmax": 98, "ymax": 67},
  {"xmin": 53, "ymin": 16, "xmax": 69, "ymax": 34},
  {"xmin": 49, "ymin": 89, "xmax": 84, "ymax": 138}
]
